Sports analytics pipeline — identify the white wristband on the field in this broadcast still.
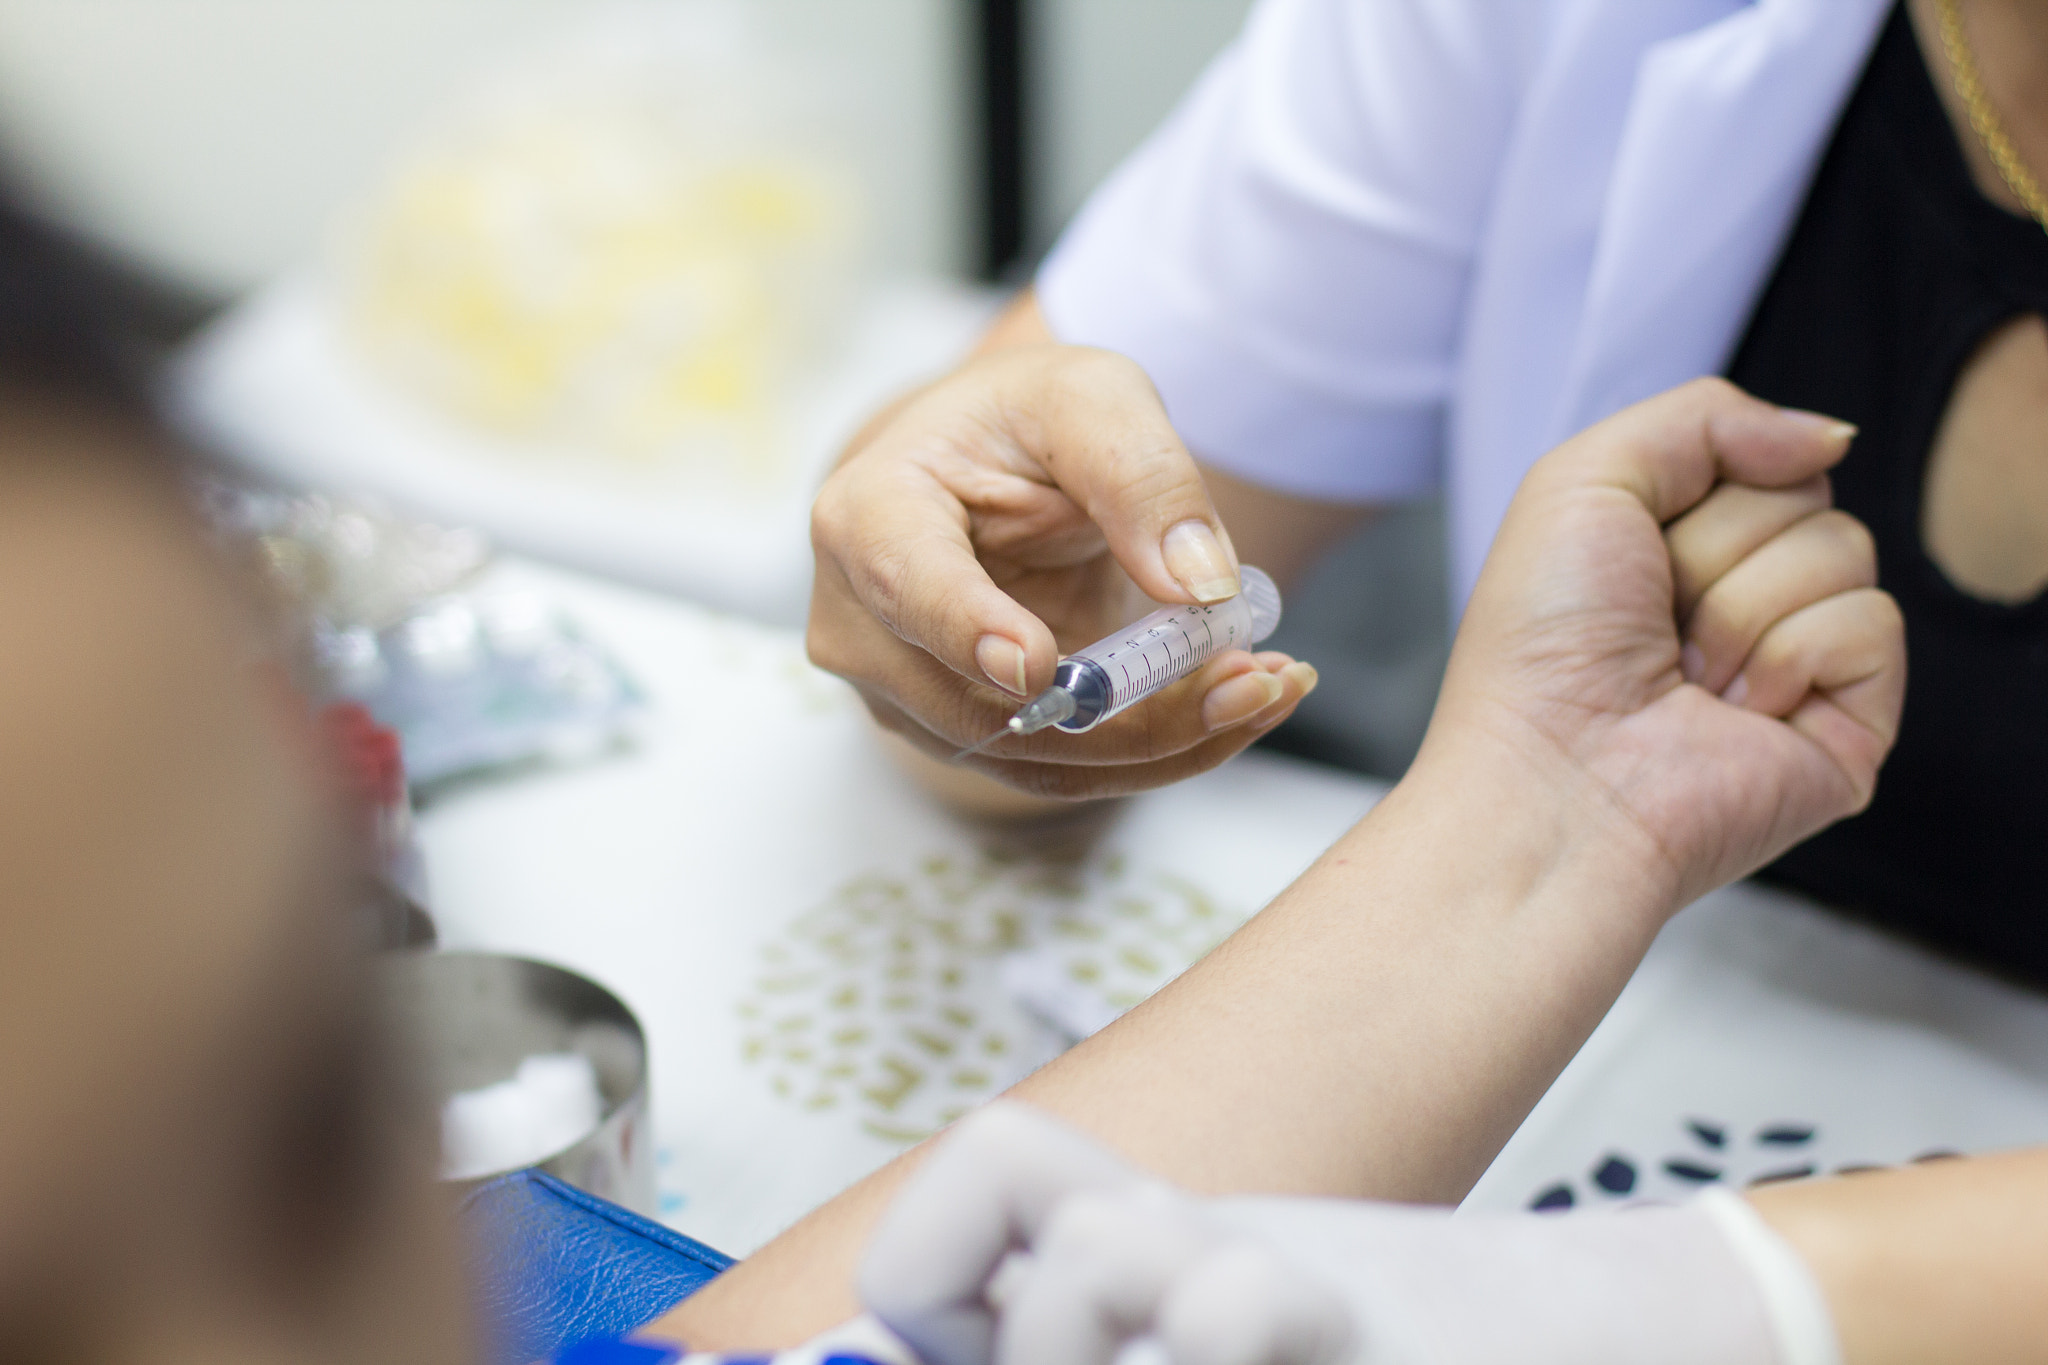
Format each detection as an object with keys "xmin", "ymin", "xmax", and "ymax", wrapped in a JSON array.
[{"xmin": 1694, "ymin": 1188, "xmax": 1843, "ymax": 1365}]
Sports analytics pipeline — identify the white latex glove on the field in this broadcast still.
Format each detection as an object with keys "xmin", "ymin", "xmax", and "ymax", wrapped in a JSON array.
[{"xmin": 859, "ymin": 1104, "xmax": 1840, "ymax": 1365}]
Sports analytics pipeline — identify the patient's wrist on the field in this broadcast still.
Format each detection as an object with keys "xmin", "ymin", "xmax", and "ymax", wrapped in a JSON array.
[{"xmin": 1392, "ymin": 720, "xmax": 1682, "ymax": 936}]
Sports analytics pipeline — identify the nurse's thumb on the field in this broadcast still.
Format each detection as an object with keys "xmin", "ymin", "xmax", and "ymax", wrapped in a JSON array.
[{"xmin": 1008, "ymin": 345, "xmax": 1242, "ymax": 605}]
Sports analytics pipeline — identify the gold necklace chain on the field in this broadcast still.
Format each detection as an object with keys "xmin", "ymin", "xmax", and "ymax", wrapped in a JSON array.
[{"xmin": 1936, "ymin": 0, "xmax": 2048, "ymax": 233}]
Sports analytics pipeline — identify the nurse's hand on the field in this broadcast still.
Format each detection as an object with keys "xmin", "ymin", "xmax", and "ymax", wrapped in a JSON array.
[
  {"xmin": 861, "ymin": 1103, "xmax": 1818, "ymax": 1365},
  {"xmin": 1428, "ymin": 376, "xmax": 1904, "ymax": 910},
  {"xmin": 807, "ymin": 343, "xmax": 1317, "ymax": 802},
  {"xmin": 861, "ymin": 1102, "xmax": 1348, "ymax": 1365}
]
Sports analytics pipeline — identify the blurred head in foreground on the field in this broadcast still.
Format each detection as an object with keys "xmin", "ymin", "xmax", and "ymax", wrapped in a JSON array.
[{"xmin": 0, "ymin": 197, "xmax": 471, "ymax": 1362}]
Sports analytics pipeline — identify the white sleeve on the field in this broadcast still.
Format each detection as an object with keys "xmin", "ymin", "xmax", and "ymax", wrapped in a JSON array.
[{"xmin": 1037, "ymin": 0, "xmax": 1545, "ymax": 504}]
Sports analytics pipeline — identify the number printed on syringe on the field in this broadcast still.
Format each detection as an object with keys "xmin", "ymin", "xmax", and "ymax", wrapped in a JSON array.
[{"xmin": 1101, "ymin": 613, "xmax": 1233, "ymax": 710}]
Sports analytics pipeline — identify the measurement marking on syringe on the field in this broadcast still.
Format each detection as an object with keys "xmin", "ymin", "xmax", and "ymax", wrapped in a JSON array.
[
  {"xmin": 967, "ymin": 569, "xmax": 1276, "ymax": 749},
  {"xmin": 1109, "ymin": 620, "xmax": 1226, "ymax": 709}
]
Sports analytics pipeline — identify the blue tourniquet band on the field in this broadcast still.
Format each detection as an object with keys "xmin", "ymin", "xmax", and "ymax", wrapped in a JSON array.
[
  {"xmin": 551, "ymin": 1343, "xmax": 889, "ymax": 1365},
  {"xmin": 553, "ymin": 1340, "xmax": 683, "ymax": 1365}
]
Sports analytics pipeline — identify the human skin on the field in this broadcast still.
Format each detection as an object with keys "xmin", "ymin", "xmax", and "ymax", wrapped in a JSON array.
[
  {"xmin": 1737, "ymin": 15, "xmax": 2048, "ymax": 1351},
  {"xmin": 0, "ymin": 397, "xmax": 476, "ymax": 1365},
  {"xmin": 811, "ymin": 0, "xmax": 2048, "ymax": 808},
  {"xmin": 805, "ymin": 303, "xmax": 1351, "ymax": 809},
  {"xmin": 651, "ymin": 378, "xmax": 1907, "ymax": 1351},
  {"xmin": 849, "ymin": 1103, "xmax": 2048, "ymax": 1365},
  {"xmin": 729, "ymin": 1, "xmax": 2048, "ymax": 1350},
  {"xmin": 1903, "ymin": 0, "xmax": 2048, "ymax": 605}
]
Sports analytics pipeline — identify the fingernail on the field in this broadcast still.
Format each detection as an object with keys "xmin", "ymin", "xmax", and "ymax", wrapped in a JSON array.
[
  {"xmin": 976, "ymin": 635, "xmax": 1028, "ymax": 697},
  {"xmin": 1203, "ymin": 670, "xmax": 1284, "ymax": 731},
  {"xmin": 1681, "ymin": 642, "xmax": 1706, "ymax": 684},
  {"xmin": 1780, "ymin": 408, "xmax": 1859, "ymax": 443},
  {"xmin": 1721, "ymin": 672, "xmax": 1750, "ymax": 708},
  {"xmin": 1163, "ymin": 520, "xmax": 1240, "ymax": 603},
  {"xmin": 1281, "ymin": 661, "xmax": 1320, "ymax": 697}
]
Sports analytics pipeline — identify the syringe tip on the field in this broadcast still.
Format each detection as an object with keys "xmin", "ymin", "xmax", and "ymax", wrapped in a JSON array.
[{"xmin": 1007, "ymin": 687, "xmax": 1078, "ymax": 737}]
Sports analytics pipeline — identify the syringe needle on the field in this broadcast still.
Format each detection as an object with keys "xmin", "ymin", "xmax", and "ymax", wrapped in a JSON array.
[
  {"xmin": 953, "ymin": 687, "xmax": 1076, "ymax": 761},
  {"xmin": 951, "ymin": 720, "xmax": 1019, "ymax": 763}
]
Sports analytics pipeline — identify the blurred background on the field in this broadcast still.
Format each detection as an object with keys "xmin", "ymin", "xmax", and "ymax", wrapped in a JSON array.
[
  {"xmin": 0, "ymin": 0, "xmax": 1443, "ymax": 778},
  {"xmin": 0, "ymin": 0, "xmax": 1260, "ymax": 294}
]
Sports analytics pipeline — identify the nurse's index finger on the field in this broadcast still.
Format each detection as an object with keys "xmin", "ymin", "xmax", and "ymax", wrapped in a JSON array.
[
  {"xmin": 812, "ymin": 454, "xmax": 1061, "ymax": 699},
  {"xmin": 995, "ymin": 346, "xmax": 1243, "ymax": 608}
]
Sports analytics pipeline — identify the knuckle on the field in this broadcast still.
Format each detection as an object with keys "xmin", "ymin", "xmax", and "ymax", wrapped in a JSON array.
[
  {"xmin": 1685, "ymin": 374, "xmax": 1744, "ymax": 405},
  {"xmin": 1841, "ymin": 761, "xmax": 1881, "ymax": 814},
  {"xmin": 1814, "ymin": 509, "xmax": 1877, "ymax": 563},
  {"xmin": 805, "ymin": 608, "xmax": 895, "ymax": 689},
  {"xmin": 1026, "ymin": 346, "xmax": 1095, "ymax": 400},
  {"xmin": 1041, "ymin": 349, "xmax": 1174, "ymax": 442},
  {"xmin": 1106, "ymin": 451, "xmax": 1200, "ymax": 517},
  {"xmin": 1750, "ymin": 623, "xmax": 1803, "ymax": 677},
  {"xmin": 803, "ymin": 616, "xmax": 847, "ymax": 674},
  {"xmin": 1665, "ymin": 375, "xmax": 1745, "ymax": 425},
  {"xmin": 1850, "ymin": 592, "xmax": 1907, "ymax": 664},
  {"xmin": 1048, "ymin": 344, "xmax": 1146, "ymax": 394},
  {"xmin": 809, "ymin": 473, "xmax": 858, "ymax": 553},
  {"xmin": 1687, "ymin": 587, "xmax": 1739, "ymax": 643},
  {"xmin": 860, "ymin": 543, "xmax": 915, "ymax": 635}
]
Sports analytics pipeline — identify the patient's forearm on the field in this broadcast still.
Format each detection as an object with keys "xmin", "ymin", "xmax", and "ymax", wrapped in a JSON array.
[
  {"xmin": 653, "ymin": 741, "xmax": 1675, "ymax": 1349},
  {"xmin": 1753, "ymin": 1146, "xmax": 2048, "ymax": 1365},
  {"xmin": 1005, "ymin": 750, "xmax": 1669, "ymax": 1203}
]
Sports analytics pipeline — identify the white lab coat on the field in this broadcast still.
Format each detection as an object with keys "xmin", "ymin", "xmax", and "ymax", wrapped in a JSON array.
[{"xmin": 1038, "ymin": 0, "xmax": 1897, "ymax": 605}]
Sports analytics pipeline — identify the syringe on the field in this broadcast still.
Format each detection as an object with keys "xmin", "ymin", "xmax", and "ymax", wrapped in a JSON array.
[{"xmin": 955, "ymin": 566, "xmax": 1283, "ymax": 760}]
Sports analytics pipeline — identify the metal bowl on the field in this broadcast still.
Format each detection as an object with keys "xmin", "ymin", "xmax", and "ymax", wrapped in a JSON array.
[{"xmin": 381, "ymin": 950, "xmax": 655, "ymax": 1214}]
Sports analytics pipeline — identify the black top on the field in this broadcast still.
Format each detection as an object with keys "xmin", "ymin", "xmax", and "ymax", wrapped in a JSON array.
[{"xmin": 1727, "ymin": 3, "xmax": 2048, "ymax": 984}]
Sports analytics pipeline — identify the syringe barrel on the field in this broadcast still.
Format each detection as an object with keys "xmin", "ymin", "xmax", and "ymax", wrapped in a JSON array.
[{"xmin": 1049, "ymin": 566, "xmax": 1283, "ymax": 733}]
